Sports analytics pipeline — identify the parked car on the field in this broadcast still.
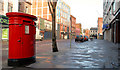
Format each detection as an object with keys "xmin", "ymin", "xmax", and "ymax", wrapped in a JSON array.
[
  {"xmin": 80, "ymin": 35, "xmax": 84, "ymax": 42},
  {"xmin": 75, "ymin": 35, "xmax": 84, "ymax": 42},
  {"xmin": 84, "ymin": 36, "xmax": 88, "ymax": 41},
  {"xmin": 90, "ymin": 37, "xmax": 93, "ymax": 41},
  {"xmin": 86, "ymin": 36, "xmax": 88, "ymax": 41},
  {"xmin": 75, "ymin": 35, "xmax": 79, "ymax": 42}
]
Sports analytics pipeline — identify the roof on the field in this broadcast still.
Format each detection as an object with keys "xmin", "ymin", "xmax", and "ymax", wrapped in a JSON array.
[{"xmin": 70, "ymin": 15, "xmax": 76, "ymax": 19}]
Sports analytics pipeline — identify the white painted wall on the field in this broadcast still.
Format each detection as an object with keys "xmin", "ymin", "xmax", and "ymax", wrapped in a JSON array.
[
  {"xmin": 4, "ymin": 0, "xmax": 8, "ymax": 15},
  {"xmin": 13, "ymin": 0, "xmax": 19, "ymax": 12},
  {"xmin": 110, "ymin": 29, "xmax": 112, "ymax": 41},
  {"xmin": 104, "ymin": 31, "xmax": 106, "ymax": 40},
  {"xmin": 104, "ymin": 30, "xmax": 111, "ymax": 41}
]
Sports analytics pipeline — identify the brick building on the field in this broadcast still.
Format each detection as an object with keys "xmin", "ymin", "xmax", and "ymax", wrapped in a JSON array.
[
  {"xmin": 0, "ymin": 0, "xmax": 31, "ymax": 15},
  {"xmin": 75, "ymin": 23, "xmax": 82, "ymax": 36},
  {"xmin": 56, "ymin": 0, "xmax": 71, "ymax": 39},
  {"xmin": 85, "ymin": 29, "xmax": 90, "ymax": 38},
  {"xmin": 31, "ymin": 0, "xmax": 52, "ymax": 40},
  {"xmin": 97, "ymin": 17, "xmax": 103, "ymax": 39},
  {"xmin": 77, "ymin": 23, "xmax": 82, "ymax": 35},
  {"xmin": 31, "ymin": 0, "xmax": 52, "ymax": 21},
  {"xmin": 90, "ymin": 27, "xmax": 98, "ymax": 39},
  {"xmin": 103, "ymin": 0, "xmax": 120, "ymax": 43},
  {"xmin": 70, "ymin": 15, "xmax": 76, "ymax": 39},
  {"xmin": 31, "ymin": 0, "xmax": 70, "ymax": 40},
  {"xmin": 0, "ymin": 0, "xmax": 32, "ymax": 40}
]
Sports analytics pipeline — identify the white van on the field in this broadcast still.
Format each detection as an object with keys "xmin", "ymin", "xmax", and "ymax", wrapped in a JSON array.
[{"xmin": 36, "ymin": 27, "xmax": 43, "ymax": 41}]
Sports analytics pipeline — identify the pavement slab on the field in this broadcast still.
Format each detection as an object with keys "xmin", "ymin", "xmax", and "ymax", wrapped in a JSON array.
[{"xmin": 2, "ymin": 39, "xmax": 119, "ymax": 69}]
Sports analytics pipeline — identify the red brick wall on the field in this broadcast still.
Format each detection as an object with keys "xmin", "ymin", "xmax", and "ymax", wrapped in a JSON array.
[
  {"xmin": 70, "ymin": 15, "xmax": 76, "ymax": 38},
  {"xmin": 98, "ymin": 18, "xmax": 103, "ymax": 34},
  {"xmin": 85, "ymin": 29, "xmax": 90, "ymax": 38}
]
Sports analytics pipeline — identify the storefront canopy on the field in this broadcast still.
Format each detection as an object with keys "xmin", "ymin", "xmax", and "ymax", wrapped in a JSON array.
[
  {"xmin": 103, "ymin": 24, "xmax": 108, "ymax": 29},
  {"xmin": 0, "ymin": 15, "xmax": 9, "ymax": 28}
]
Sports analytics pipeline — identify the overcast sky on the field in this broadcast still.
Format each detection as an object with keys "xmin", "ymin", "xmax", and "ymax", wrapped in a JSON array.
[{"xmin": 63, "ymin": 0, "xmax": 103, "ymax": 29}]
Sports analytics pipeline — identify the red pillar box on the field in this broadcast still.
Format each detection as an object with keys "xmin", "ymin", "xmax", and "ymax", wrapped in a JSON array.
[{"xmin": 6, "ymin": 12, "xmax": 37, "ymax": 66}]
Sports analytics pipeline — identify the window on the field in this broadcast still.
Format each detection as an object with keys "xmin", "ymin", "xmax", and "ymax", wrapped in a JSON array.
[
  {"xmin": 112, "ymin": 2, "xmax": 115, "ymax": 12},
  {"xmin": 9, "ymin": 6, "xmax": 13, "ymax": 12},
  {"xmin": 8, "ymin": 3, "xmax": 13, "ymax": 12},
  {"xmin": 0, "ymin": 2, "xmax": 4, "ymax": 11},
  {"xmin": 25, "ymin": 7, "xmax": 28, "ymax": 13}
]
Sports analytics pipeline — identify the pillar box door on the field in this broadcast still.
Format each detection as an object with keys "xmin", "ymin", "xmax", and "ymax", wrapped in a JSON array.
[
  {"xmin": 6, "ymin": 12, "xmax": 37, "ymax": 66},
  {"xmin": 21, "ymin": 20, "xmax": 36, "ymax": 58}
]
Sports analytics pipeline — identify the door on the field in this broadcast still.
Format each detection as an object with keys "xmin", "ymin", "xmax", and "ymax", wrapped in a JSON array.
[
  {"xmin": 44, "ymin": 31, "xmax": 52, "ymax": 40},
  {"xmin": 67, "ymin": 27, "xmax": 69, "ymax": 39},
  {"xmin": 9, "ymin": 25, "xmax": 22, "ymax": 59},
  {"xmin": 112, "ymin": 24, "xmax": 114, "ymax": 42},
  {"xmin": 21, "ymin": 22, "xmax": 34, "ymax": 58},
  {"xmin": 114, "ymin": 23, "xmax": 116, "ymax": 43},
  {"xmin": 118, "ymin": 21, "xmax": 120, "ymax": 43}
]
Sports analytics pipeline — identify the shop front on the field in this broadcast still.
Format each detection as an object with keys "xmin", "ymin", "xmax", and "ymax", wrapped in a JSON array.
[
  {"xmin": 44, "ymin": 19, "xmax": 52, "ymax": 40},
  {"xmin": 0, "ymin": 15, "xmax": 9, "ymax": 45}
]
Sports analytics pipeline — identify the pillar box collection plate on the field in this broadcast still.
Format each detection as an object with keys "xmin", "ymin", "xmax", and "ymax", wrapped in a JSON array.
[{"xmin": 6, "ymin": 12, "xmax": 37, "ymax": 66}]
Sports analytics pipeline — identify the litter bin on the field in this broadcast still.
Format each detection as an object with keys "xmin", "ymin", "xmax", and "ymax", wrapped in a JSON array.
[{"xmin": 6, "ymin": 12, "xmax": 37, "ymax": 66}]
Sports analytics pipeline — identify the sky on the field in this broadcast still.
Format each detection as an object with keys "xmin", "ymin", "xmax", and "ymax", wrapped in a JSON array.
[{"xmin": 63, "ymin": 0, "xmax": 103, "ymax": 30}]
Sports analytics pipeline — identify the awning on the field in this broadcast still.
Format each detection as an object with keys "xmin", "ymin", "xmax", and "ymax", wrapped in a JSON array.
[
  {"xmin": 103, "ymin": 24, "xmax": 108, "ymax": 29},
  {"xmin": 0, "ymin": 15, "xmax": 9, "ymax": 28}
]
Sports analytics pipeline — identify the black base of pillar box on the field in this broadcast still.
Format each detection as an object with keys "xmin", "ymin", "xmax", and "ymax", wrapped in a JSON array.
[{"xmin": 8, "ymin": 56, "xmax": 36, "ymax": 67}]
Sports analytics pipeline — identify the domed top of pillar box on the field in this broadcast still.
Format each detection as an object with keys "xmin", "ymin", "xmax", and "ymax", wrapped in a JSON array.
[{"xmin": 6, "ymin": 12, "xmax": 37, "ymax": 25}]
